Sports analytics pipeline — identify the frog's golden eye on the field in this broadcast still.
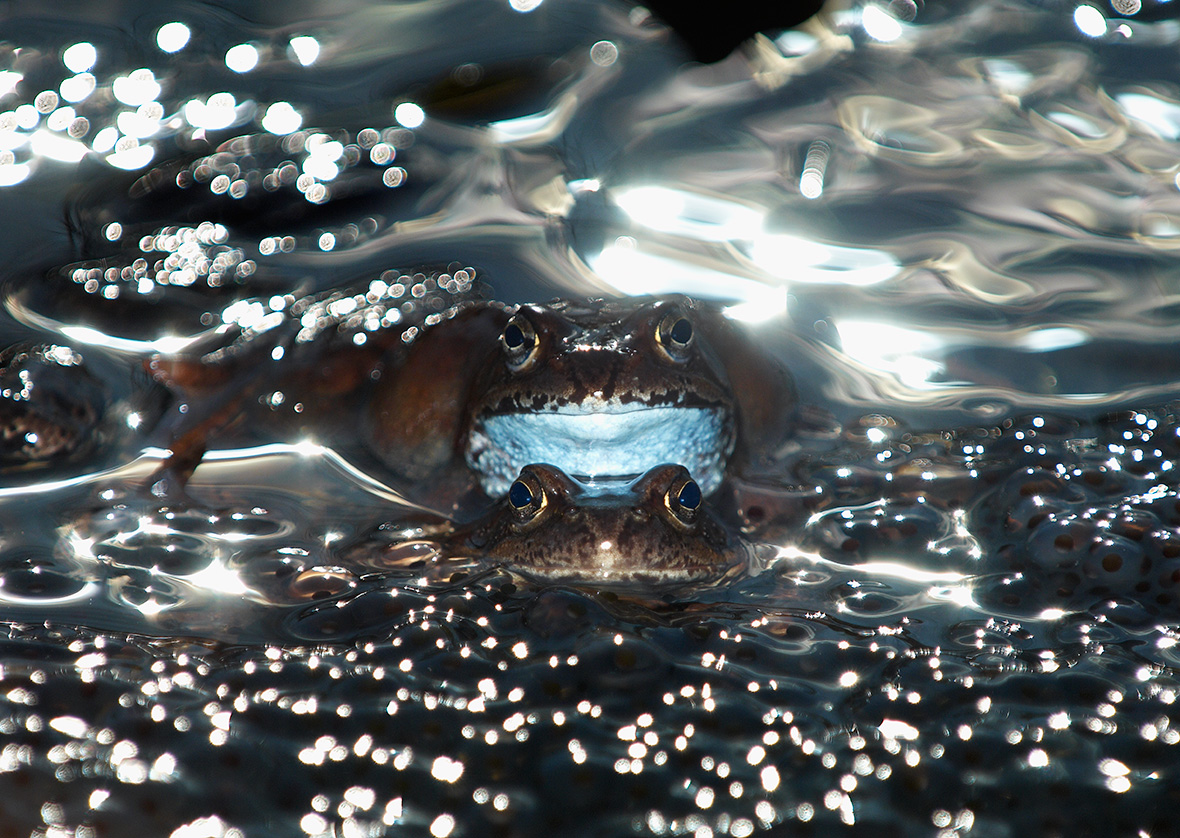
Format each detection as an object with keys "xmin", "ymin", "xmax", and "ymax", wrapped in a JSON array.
[
  {"xmin": 655, "ymin": 310, "xmax": 695, "ymax": 362},
  {"xmin": 664, "ymin": 475, "xmax": 702, "ymax": 525},
  {"xmin": 507, "ymin": 471, "xmax": 547, "ymax": 522},
  {"xmin": 500, "ymin": 314, "xmax": 539, "ymax": 371}
]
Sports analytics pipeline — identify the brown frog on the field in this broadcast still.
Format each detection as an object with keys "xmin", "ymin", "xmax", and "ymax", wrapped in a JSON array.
[
  {"xmin": 420, "ymin": 463, "xmax": 745, "ymax": 584},
  {"xmin": 148, "ymin": 290, "xmax": 794, "ymax": 508},
  {"xmin": 368, "ymin": 295, "xmax": 794, "ymax": 500}
]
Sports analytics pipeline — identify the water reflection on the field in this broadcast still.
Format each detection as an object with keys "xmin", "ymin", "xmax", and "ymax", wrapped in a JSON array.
[{"xmin": 2, "ymin": 0, "xmax": 1180, "ymax": 834}]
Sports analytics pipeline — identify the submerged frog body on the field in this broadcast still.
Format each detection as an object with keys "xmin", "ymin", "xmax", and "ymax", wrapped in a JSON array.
[
  {"xmin": 370, "ymin": 296, "xmax": 794, "ymax": 498},
  {"xmin": 0, "ymin": 343, "xmax": 108, "ymax": 468},
  {"xmin": 456, "ymin": 463, "xmax": 744, "ymax": 584}
]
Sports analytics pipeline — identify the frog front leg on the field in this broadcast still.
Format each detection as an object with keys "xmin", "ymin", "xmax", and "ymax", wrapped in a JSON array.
[{"xmin": 367, "ymin": 303, "xmax": 510, "ymax": 502}]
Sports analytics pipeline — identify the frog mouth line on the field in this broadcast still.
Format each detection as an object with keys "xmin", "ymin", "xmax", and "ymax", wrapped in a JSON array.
[{"xmin": 466, "ymin": 407, "xmax": 733, "ymax": 498}]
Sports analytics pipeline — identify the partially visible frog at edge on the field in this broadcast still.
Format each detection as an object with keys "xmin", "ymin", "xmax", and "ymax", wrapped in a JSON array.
[{"xmin": 1, "ymin": 343, "xmax": 111, "ymax": 471}]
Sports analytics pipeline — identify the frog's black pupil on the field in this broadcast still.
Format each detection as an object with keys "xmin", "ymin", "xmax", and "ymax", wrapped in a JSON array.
[
  {"xmin": 669, "ymin": 318, "xmax": 693, "ymax": 345},
  {"xmin": 509, "ymin": 480, "xmax": 534, "ymax": 509},
  {"xmin": 503, "ymin": 323, "xmax": 526, "ymax": 350},
  {"xmin": 677, "ymin": 480, "xmax": 701, "ymax": 511}
]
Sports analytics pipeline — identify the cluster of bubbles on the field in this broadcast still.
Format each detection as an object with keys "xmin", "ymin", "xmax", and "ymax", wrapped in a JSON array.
[
  {"xmin": 66, "ymin": 222, "xmax": 247, "ymax": 302},
  {"xmin": 0, "ymin": 22, "xmax": 425, "ymax": 190},
  {"xmin": 174, "ymin": 127, "xmax": 411, "ymax": 208}
]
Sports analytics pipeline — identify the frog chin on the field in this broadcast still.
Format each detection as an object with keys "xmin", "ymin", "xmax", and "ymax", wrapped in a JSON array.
[{"xmin": 466, "ymin": 406, "xmax": 733, "ymax": 498}]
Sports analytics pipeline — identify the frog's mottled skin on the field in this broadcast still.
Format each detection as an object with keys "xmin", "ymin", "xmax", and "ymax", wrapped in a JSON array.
[
  {"xmin": 369, "ymin": 296, "xmax": 794, "ymax": 497},
  {"xmin": 456, "ymin": 463, "xmax": 744, "ymax": 584}
]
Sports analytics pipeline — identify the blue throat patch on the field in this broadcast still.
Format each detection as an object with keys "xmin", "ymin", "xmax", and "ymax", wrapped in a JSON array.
[{"xmin": 467, "ymin": 407, "xmax": 732, "ymax": 498}]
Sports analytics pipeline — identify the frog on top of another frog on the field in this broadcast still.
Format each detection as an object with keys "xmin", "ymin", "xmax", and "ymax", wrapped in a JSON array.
[
  {"xmin": 369, "ymin": 295, "xmax": 795, "ymax": 504},
  {"xmin": 149, "ymin": 288, "xmax": 796, "ymax": 514}
]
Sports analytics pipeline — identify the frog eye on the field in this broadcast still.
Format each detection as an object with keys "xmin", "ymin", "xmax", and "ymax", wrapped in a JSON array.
[
  {"xmin": 507, "ymin": 472, "xmax": 547, "ymax": 521},
  {"xmin": 655, "ymin": 310, "xmax": 694, "ymax": 362},
  {"xmin": 665, "ymin": 476, "xmax": 702, "ymax": 524},
  {"xmin": 500, "ymin": 314, "xmax": 539, "ymax": 371},
  {"xmin": 509, "ymin": 479, "xmax": 534, "ymax": 509}
]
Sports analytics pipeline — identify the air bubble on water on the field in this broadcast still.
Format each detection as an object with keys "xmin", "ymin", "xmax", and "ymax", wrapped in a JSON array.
[{"xmin": 590, "ymin": 41, "xmax": 618, "ymax": 67}]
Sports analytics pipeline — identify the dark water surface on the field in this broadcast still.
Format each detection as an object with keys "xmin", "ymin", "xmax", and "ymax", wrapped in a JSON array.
[{"xmin": 3, "ymin": 0, "xmax": 1180, "ymax": 835}]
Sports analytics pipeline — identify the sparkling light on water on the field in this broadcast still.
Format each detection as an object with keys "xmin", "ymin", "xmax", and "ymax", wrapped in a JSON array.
[
  {"xmin": 589, "ymin": 40, "xmax": 618, "ymax": 66},
  {"xmin": 289, "ymin": 36, "xmax": 321, "ymax": 66},
  {"xmin": 591, "ymin": 238, "xmax": 782, "ymax": 307},
  {"xmin": 1074, "ymin": 4, "xmax": 1107, "ymax": 37},
  {"xmin": 91, "ymin": 126, "xmax": 118, "ymax": 152},
  {"xmin": 835, "ymin": 320, "xmax": 945, "ymax": 387},
  {"xmin": 0, "ymin": 70, "xmax": 22, "ymax": 97},
  {"xmin": 59, "ymin": 73, "xmax": 96, "ymax": 103},
  {"xmin": 394, "ymin": 102, "xmax": 425, "ymax": 128},
  {"xmin": 105, "ymin": 142, "xmax": 154, "ymax": 170},
  {"xmin": 112, "ymin": 69, "xmax": 162, "ymax": 106},
  {"xmin": 156, "ymin": 22, "xmax": 191, "ymax": 52},
  {"xmin": 799, "ymin": 140, "xmax": 830, "ymax": 199},
  {"xmin": 862, "ymin": 4, "xmax": 904, "ymax": 41},
  {"xmin": 1116, "ymin": 91, "xmax": 1180, "ymax": 139},
  {"xmin": 4, "ymin": 1, "xmax": 1180, "ymax": 835},
  {"xmin": 62, "ymin": 42, "xmax": 97, "ymax": 73},
  {"xmin": 30, "ymin": 129, "xmax": 88, "ymax": 163},
  {"xmin": 613, "ymin": 185, "xmax": 763, "ymax": 241},
  {"xmin": 262, "ymin": 102, "xmax": 303, "ymax": 134},
  {"xmin": 225, "ymin": 43, "xmax": 260, "ymax": 73},
  {"xmin": 183, "ymin": 93, "xmax": 239, "ymax": 130}
]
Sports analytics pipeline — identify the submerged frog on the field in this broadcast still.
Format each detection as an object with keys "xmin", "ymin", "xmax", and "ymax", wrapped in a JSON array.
[
  {"xmin": 359, "ymin": 463, "xmax": 745, "ymax": 585},
  {"xmin": 369, "ymin": 296, "xmax": 794, "ymax": 498},
  {"xmin": 0, "ymin": 343, "xmax": 109, "ymax": 469},
  {"xmin": 151, "ymin": 290, "xmax": 794, "ymax": 506}
]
